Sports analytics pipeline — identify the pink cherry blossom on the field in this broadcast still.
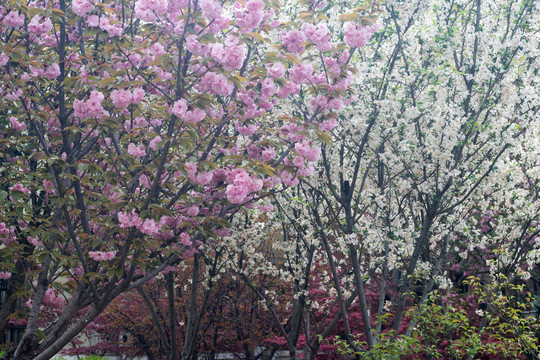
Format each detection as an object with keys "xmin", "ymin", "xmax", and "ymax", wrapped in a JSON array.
[
  {"xmin": 27, "ymin": 236, "xmax": 43, "ymax": 247},
  {"xmin": 302, "ymin": 23, "xmax": 332, "ymax": 51},
  {"xmin": 139, "ymin": 219, "xmax": 159, "ymax": 235},
  {"xmin": 44, "ymin": 289, "xmax": 65, "ymax": 307},
  {"xmin": 149, "ymin": 136, "xmax": 162, "ymax": 150},
  {"xmin": 118, "ymin": 210, "xmax": 142, "ymax": 228},
  {"xmin": 280, "ymin": 170, "xmax": 299, "ymax": 186},
  {"xmin": 0, "ymin": 272, "xmax": 11, "ymax": 280},
  {"xmin": 28, "ymin": 16, "xmax": 53, "ymax": 35},
  {"xmin": 0, "ymin": 53, "xmax": 9, "ymax": 67},
  {"xmin": 235, "ymin": 0, "xmax": 265, "ymax": 31},
  {"xmin": 266, "ymin": 63, "xmax": 285, "ymax": 79},
  {"xmin": 186, "ymin": 206, "xmax": 199, "ymax": 217},
  {"xmin": 134, "ymin": 0, "xmax": 168, "ymax": 22},
  {"xmin": 261, "ymin": 78, "xmax": 277, "ymax": 98},
  {"xmin": 321, "ymin": 119, "xmax": 337, "ymax": 131},
  {"xmin": 139, "ymin": 174, "xmax": 151, "ymax": 189},
  {"xmin": 226, "ymin": 184, "xmax": 249, "ymax": 204},
  {"xmin": 171, "ymin": 99, "xmax": 188, "ymax": 117},
  {"xmin": 89, "ymin": 251, "xmax": 117, "ymax": 261},
  {"xmin": 185, "ymin": 162, "xmax": 214, "ymax": 185},
  {"xmin": 276, "ymin": 81, "xmax": 300, "ymax": 98},
  {"xmin": 128, "ymin": 143, "xmax": 146, "ymax": 158},
  {"xmin": 6, "ymin": 89, "xmax": 23, "ymax": 101},
  {"xmin": 184, "ymin": 108, "xmax": 206, "ymax": 123},
  {"xmin": 0, "ymin": 223, "xmax": 13, "ymax": 235},
  {"xmin": 343, "ymin": 22, "xmax": 379, "ymax": 48},
  {"xmin": 111, "ymin": 89, "xmax": 133, "ymax": 108},
  {"xmin": 289, "ymin": 62, "xmax": 313, "ymax": 84},
  {"xmin": 73, "ymin": 0, "xmax": 94, "ymax": 17},
  {"xmin": 180, "ymin": 233, "xmax": 192, "ymax": 246},
  {"xmin": 280, "ymin": 30, "xmax": 306, "ymax": 54},
  {"xmin": 3, "ymin": 11, "xmax": 25, "ymax": 28},
  {"xmin": 298, "ymin": 165, "xmax": 314, "ymax": 177},
  {"xmin": 295, "ymin": 142, "xmax": 320, "ymax": 162},
  {"xmin": 73, "ymin": 90, "xmax": 106, "ymax": 119},
  {"xmin": 44, "ymin": 63, "xmax": 61, "ymax": 80},
  {"xmin": 197, "ymin": 72, "xmax": 234, "ymax": 96},
  {"xmin": 200, "ymin": 0, "xmax": 223, "ymax": 21},
  {"xmin": 132, "ymin": 88, "xmax": 145, "ymax": 103},
  {"xmin": 9, "ymin": 116, "xmax": 26, "ymax": 131},
  {"xmin": 11, "ymin": 183, "xmax": 30, "ymax": 195},
  {"xmin": 235, "ymin": 122, "xmax": 259, "ymax": 136},
  {"xmin": 261, "ymin": 148, "xmax": 276, "ymax": 161}
]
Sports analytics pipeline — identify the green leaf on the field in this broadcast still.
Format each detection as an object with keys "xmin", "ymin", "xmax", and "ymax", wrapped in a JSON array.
[
  {"xmin": 35, "ymin": 329, "xmax": 46, "ymax": 339},
  {"xmin": 99, "ymin": 77, "xmax": 116, "ymax": 86},
  {"xmin": 246, "ymin": 32, "xmax": 265, "ymax": 42}
]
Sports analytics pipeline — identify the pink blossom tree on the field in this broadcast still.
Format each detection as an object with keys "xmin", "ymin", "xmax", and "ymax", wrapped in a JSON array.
[
  {"xmin": 0, "ymin": 0, "xmax": 372, "ymax": 359},
  {"xmin": 225, "ymin": 0, "xmax": 539, "ymax": 358}
]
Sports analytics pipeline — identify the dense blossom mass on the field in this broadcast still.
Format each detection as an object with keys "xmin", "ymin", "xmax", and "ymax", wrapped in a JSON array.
[
  {"xmin": 0, "ymin": 0, "xmax": 539, "ymax": 359},
  {"xmin": 0, "ymin": 0, "xmax": 382, "ymax": 359}
]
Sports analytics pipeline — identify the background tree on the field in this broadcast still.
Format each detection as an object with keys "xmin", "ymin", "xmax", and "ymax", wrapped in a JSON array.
[{"xmin": 0, "ymin": 0, "xmax": 367, "ymax": 359}]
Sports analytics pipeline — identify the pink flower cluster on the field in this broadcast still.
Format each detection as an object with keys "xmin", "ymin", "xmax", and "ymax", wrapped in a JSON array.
[
  {"xmin": 226, "ymin": 169, "xmax": 263, "ymax": 204},
  {"xmin": 124, "ymin": 116, "xmax": 150, "ymax": 131},
  {"xmin": 0, "ymin": 222, "xmax": 16, "ymax": 247},
  {"xmin": 310, "ymin": 95, "xmax": 343, "ymax": 111},
  {"xmin": 199, "ymin": 0, "xmax": 223, "ymax": 21},
  {"xmin": 185, "ymin": 108, "xmax": 206, "ymax": 123},
  {"xmin": 171, "ymin": 100, "xmax": 206, "ymax": 123},
  {"xmin": 185, "ymin": 162, "xmax": 213, "ymax": 186},
  {"xmin": 5, "ymin": 88, "xmax": 22, "ymax": 101},
  {"xmin": 110, "ymin": 88, "xmax": 145, "ymax": 108},
  {"xmin": 321, "ymin": 119, "xmax": 337, "ymax": 131},
  {"xmin": 89, "ymin": 251, "xmax": 116, "ymax": 261},
  {"xmin": 140, "ymin": 219, "xmax": 159, "ymax": 235},
  {"xmin": 84, "ymin": 15, "xmax": 121, "ymax": 36},
  {"xmin": 280, "ymin": 30, "xmax": 305, "ymax": 54},
  {"xmin": 44, "ymin": 289, "xmax": 65, "ymax": 307},
  {"xmin": 73, "ymin": 0, "xmax": 95, "ymax": 17},
  {"xmin": 73, "ymin": 90, "xmax": 108, "ymax": 119},
  {"xmin": 261, "ymin": 78, "xmax": 277, "ymax": 99},
  {"xmin": 302, "ymin": 23, "xmax": 332, "ymax": 52},
  {"xmin": 343, "ymin": 22, "xmax": 380, "ymax": 48},
  {"xmin": 261, "ymin": 147, "xmax": 276, "ymax": 161},
  {"xmin": 43, "ymin": 63, "xmax": 61, "ymax": 80},
  {"xmin": 117, "ymin": 210, "xmax": 163, "ymax": 236},
  {"xmin": 135, "ymin": 0, "xmax": 168, "ymax": 22},
  {"xmin": 149, "ymin": 135, "xmax": 162, "ymax": 150},
  {"xmin": 180, "ymin": 233, "xmax": 191, "ymax": 246},
  {"xmin": 118, "ymin": 209, "xmax": 143, "ymax": 228},
  {"xmin": 28, "ymin": 16, "xmax": 53, "ymax": 35},
  {"xmin": 196, "ymin": 72, "xmax": 234, "ymax": 96},
  {"xmin": 128, "ymin": 143, "xmax": 146, "ymax": 158},
  {"xmin": 266, "ymin": 63, "xmax": 285, "ymax": 79},
  {"xmin": 9, "ymin": 116, "xmax": 26, "ymax": 131},
  {"xmin": 235, "ymin": 122, "xmax": 259, "ymax": 136},
  {"xmin": 280, "ymin": 170, "xmax": 299, "ymax": 186},
  {"xmin": 209, "ymin": 36, "xmax": 247, "ymax": 71},
  {"xmin": 0, "ymin": 223, "xmax": 14, "ymax": 236},
  {"xmin": 171, "ymin": 99, "xmax": 187, "ymax": 117},
  {"xmin": 27, "ymin": 236, "xmax": 43, "ymax": 247},
  {"xmin": 276, "ymin": 81, "xmax": 299, "ymax": 98},
  {"xmin": 0, "ymin": 53, "xmax": 9, "ymax": 67},
  {"xmin": 3, "ymin": 11, "xmax": 25, "ymax": 28},
  {"xmin": 0, "ymin": 272, "xmax": 11, "ymax": 280},
  {"xmin": 235, "ymin": 0, "xmax": 265, "ymax": 31},
  {"xmin": 11, "ymin": 183, "xmax": 30, "ymax": 195},
  {"xmin": 289, "ymin": 62, "xmax": 314, "ymax": 84},
  {"xmin": 295, "ymin": 141, "xmax": 321, "ymax": 162}
]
